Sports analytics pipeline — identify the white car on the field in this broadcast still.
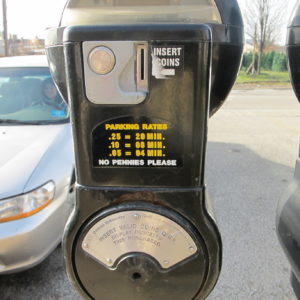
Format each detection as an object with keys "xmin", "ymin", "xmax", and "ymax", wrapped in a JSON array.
[{"xmin": 0, "ymin": 55, "xmax": 74, "ymax": 274}]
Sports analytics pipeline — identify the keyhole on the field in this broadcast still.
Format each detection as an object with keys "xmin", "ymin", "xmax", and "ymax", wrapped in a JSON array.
[{"xmin": 132, "ymin": 272, "xmax": 142, "ymax": 281}]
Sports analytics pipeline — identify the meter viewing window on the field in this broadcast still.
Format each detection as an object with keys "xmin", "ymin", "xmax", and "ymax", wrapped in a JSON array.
[{"xmin": 61, "ymin": 0, "xmax": 222, "ymax": 25}]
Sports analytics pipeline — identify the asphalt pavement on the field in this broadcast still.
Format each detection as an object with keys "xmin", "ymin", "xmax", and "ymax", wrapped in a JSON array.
[
  {"xmin": 207, "ymin": 89, "xmax": 300, "ymax": 300},
  {"xmin": 0, "ymin": 88, "xmax": 299, "ymax": 300}
]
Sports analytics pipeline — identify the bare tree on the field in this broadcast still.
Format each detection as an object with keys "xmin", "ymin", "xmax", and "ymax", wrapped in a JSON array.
[
  {"xmin": 246, "ymin": 24, "xmax": 258, "ymax": 75},
  {"xmin": 244, "ymin": 0, "xmax": 285, "ymax": 75}
]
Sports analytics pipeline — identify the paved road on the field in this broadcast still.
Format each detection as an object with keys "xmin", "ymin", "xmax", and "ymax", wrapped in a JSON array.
[
  {"xmin": 0, "ymin": 89, "xmax": 299, "ymax": 300},
  {"xmin": 208, "ymin": 89, "xmax": 300, "ymax": 300}
]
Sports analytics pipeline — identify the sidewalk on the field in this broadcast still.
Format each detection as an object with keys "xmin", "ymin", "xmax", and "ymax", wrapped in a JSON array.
[{"xmin": 234, "ymin": 82, "xmax": 292, "ymax": 90}]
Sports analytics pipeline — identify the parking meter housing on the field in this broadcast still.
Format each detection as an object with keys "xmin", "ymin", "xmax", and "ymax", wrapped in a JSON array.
[
  {"xmin": 46, "ymin": 1, "xmax": 243, "ymax": 299},
  {"xmin": 287, "ymin": 4, "xmax": 300, "ymax": 103}
]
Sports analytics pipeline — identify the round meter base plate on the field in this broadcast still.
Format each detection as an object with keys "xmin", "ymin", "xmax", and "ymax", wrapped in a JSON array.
[{"xmin": 73, "ymin": 203, "xmax": 208, "ymax": 300}]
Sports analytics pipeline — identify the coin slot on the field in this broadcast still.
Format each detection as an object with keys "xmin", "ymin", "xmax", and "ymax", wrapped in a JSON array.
[
  {"xmin": 136, "ymin": 44, "xmax": 148, "ymax": 92},
  {"xmin": 141, "ymin": 48, "xmax": 145, "ymax": 81}
]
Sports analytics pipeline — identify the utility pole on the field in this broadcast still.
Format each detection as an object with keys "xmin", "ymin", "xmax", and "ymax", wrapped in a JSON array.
[{"xmin": 2, "ymin": 0, "xmax": 9, "ymax": 56}]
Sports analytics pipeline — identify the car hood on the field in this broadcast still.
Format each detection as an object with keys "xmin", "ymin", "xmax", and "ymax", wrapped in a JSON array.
[{"xmin": 0, "ymin": 125, "xmax": 65, "ymax": 199}]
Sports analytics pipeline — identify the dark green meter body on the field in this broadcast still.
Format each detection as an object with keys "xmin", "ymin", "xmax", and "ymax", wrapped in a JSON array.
[{"xmin": 46, "ymin": 1, "xmax": 244, "ymax": 299}]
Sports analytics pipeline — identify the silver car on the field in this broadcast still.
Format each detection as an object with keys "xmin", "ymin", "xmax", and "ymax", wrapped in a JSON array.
[{"xmin": 0, "ymin": 55, "xmax": 74, "ymax": 274}]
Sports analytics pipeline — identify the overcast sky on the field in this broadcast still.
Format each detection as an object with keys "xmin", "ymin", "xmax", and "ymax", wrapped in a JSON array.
[
  {"xmin": 0, "ymin": 0, "xmax": 66, "ymax": 39},
  {"xmin": 0, "ymin": 0, "xmax": 298, "ymax": 42},
  {"xmin": 238, "ymin": 0, "xmax": 298, "ymax": 44}
]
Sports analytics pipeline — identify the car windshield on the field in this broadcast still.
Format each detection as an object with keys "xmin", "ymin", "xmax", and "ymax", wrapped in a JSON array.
[{"xmin": 0, "ymin": 67, "xmax": 69, "ymax": 125}]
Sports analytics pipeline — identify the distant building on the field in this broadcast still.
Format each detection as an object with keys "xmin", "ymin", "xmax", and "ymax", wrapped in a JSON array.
[
  {"xmin": 266, "ymin": 44, "xmax": 285, "ymax": 53},
  {"xmin": 0, "ymin": 40, "xmax": 4, "ymax": 57},
  {"xmin": 9, "ymin": 35, "xmax": 45, "ymax": 56},
  {"xmin": 244, "ymin": 40, "xmax": 254, "ymax": 52},
  {"xmin": 0, "ymin": 32, "xmax": 45, "ymax": 57},
  {"xmin": 244, "ymin": 39, "xmax": 285, "ymax": 54}
]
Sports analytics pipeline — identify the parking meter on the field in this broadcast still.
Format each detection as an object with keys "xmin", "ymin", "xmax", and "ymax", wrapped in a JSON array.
[
  {"xmin": 46, "ymin": 1, "xmax": 243, "ymax": 299},
  {"xmin": 276, "ymin": 2, "xmax": 300, "ymax": 294}
]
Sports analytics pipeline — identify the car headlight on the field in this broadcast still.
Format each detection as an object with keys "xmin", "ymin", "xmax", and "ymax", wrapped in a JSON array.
[{"xmin": 0, "ymin": 182, "xmax": 55, "ymax": 223}]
